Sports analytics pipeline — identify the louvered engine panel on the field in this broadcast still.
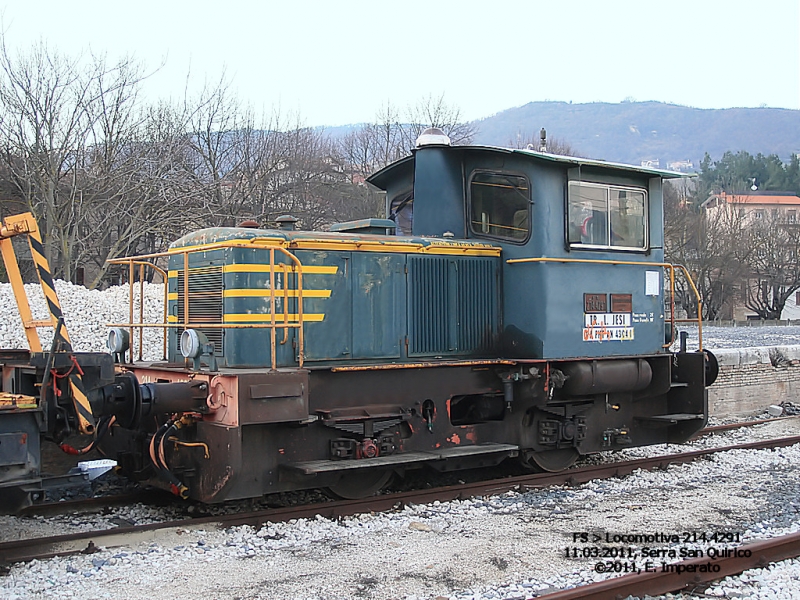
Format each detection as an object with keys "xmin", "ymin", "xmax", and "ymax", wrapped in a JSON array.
[
  {"xmin": 407, "ymin": 256, "xmax": 498, "ymax": 356},
  {"xmin": 457, "ymin": 258, "xmax": 499, "ymax": 352},
  {"xmin": 176, "ymin": 265, "xmax": 224, "ymax": 355},
  {"xmin": 408, "ymin": 256, "xmax": 450, "ymax": 355}
]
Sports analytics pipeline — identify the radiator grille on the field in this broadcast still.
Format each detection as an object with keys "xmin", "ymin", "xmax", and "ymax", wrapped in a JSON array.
[
  {"xmin": 457, "ymin": 258, "xmax": 497, "ymax": 351},
  {"xmin": 408, "ymin": 256, "xmax": 497, "ymax": 356},
  {"xmin": 176, "ymin": 265, "xmax": 224, "ymax": 355},
  {"xmin": 408, "ymin": 257, "xmax": 451, "ymax": 355}
]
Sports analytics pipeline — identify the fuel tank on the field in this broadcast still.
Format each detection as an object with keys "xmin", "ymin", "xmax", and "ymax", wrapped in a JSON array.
[{"xmin": 560, "ymin": 359, "xmax": 652, "ymax": 396}]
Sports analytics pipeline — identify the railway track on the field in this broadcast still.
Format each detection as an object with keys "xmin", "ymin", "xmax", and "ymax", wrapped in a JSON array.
[
  {"xmin": 16, "ymin": 490, "xmax": 173, "ymax": 518},
  {"xmin": 692, "ymin": 415, "xmax": 797, "ymax": 437},
  {"xmin": 3, "ymin": 433, "xmax": 799, "ymax": 567}
]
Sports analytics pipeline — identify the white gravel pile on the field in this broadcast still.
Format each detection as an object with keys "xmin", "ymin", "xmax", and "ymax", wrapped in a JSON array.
[
  {"xmin": 2, "ymin": 420, "xmax": 798, "ymax": 600},
  {"xmin": 675, "ymin": 323, "xmax": 800, "ymax": 351},
  {"xmin": 0, "ymin": 280, "xmax": 165, "ymax": 360}
]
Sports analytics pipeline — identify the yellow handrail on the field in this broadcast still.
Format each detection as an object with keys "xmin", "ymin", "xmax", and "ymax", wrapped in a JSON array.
[
  {"xmin": 114, "ymin": 260, "xmax": 170, "ymax": 362},
  {"xmin": 505, "ymin": 257, "xmax": 703, "ymax": 350},
  {"xmin": 107, "ymin": 242, "xmax": 306, "ymax": 370}
]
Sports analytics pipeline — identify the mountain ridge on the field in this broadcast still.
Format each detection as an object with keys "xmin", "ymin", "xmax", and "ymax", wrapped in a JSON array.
[{"xmin": 471, "ymin": 101, "xmax": 800, "ymax": 167}]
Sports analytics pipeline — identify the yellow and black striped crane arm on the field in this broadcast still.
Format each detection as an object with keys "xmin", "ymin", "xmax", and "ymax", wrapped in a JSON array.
[{"xmin": 0, "ymin": 212, "xmax": 96, "ymax": 435}]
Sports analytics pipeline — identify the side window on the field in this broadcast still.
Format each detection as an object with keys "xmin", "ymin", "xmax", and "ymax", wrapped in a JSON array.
[
  {"xmin": 469, "ymin": 172, "xmax": 530, "ymax": 242},
  {"xmin": 568, "ymin": 182, "xmax": 647, "ymax": 250}
]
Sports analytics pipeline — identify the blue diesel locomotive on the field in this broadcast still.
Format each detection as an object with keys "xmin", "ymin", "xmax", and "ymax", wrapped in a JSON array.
[{"xmin": 0, "ymin": 130, "xmax": 715, "ymax": 507}]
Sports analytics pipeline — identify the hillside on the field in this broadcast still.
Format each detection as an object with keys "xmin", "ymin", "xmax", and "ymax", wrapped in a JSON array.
[{"xmin": 472, "ymin": 101, "xmax": 800, "ymax": 168}]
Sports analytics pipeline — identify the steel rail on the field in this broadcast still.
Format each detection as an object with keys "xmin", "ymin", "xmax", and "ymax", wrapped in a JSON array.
[
  {"xmin": 536, "ymin": 531, "xmax": 800, "ymax": 600},
  {"xmin": 16, "ymin": 491, "xmax": 172, "ymax": 518},
  {"xmin": 3, "ymin": 434, "xmax": 800, "ymax": 566},
  {"xmin": 695, "ymin": 415, "xmax": 797, "ymax": 437}
]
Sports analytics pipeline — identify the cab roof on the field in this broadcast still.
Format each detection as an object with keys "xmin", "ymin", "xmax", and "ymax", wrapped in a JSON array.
[{"xmin": 367, "ymin": 145, "xmax": 688, "ymax": 190}]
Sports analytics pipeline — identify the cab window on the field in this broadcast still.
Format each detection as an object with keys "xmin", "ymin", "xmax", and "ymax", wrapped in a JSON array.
[
  {"xmin": 568, "ymin": 181, "xmax": 647, "ymax": 250},
  {"xmin": 389, "ymin": 190, "xmax": 413, "ymax": 236},
  {"xmin": 469, "ymin": 172, "xmax": 530, "ymax": 242}
]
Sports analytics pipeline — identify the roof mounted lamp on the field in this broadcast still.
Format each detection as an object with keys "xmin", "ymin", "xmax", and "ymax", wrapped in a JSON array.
[{"xmin": 415, "ymin": 127, "xmax": 451, "ymax": 148}]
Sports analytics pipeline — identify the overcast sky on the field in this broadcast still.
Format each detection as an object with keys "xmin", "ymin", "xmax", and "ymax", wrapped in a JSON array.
[{"xmin": 0, "ymin": 0, "xmax": 798, "ymax": 126}]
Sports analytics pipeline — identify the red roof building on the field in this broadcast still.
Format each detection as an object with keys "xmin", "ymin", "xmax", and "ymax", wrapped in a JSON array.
[{"xmin": 703, "ymin": 192, "xmax": 800, "ymax": 224}]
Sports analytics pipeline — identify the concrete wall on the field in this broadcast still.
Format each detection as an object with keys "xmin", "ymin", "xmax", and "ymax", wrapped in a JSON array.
[{"xmin": 708, "ymin": 345, "xmax": 800, "ymax": 416}]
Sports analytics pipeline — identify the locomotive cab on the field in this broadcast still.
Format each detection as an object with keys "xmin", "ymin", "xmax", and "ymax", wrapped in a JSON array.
[
  {"xmin": 370, "ymin": 129, "xmax": 674, "ymax": 360},
  {"xmin": 367, "ymin": 131, "xmax": 711, "ymax": 472}
]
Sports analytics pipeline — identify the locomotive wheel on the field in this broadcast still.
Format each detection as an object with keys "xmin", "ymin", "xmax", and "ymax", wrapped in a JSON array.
[
  {"xmin": 328, "ymin": 469, "xmax": 393, "ymax": 500},
  {"xmin": 520, "ymin": 448, "xmax": 580, "ymax": 472}
]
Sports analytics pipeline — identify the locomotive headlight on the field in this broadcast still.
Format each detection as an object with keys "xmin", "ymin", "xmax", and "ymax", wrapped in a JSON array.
[
  {"xmin": 180, "ymin": 329, "xmax": 208, "ymax": 359},
  {"xmin": 107, "ymin": 328, "xmax": 130, "ymax": 354}
]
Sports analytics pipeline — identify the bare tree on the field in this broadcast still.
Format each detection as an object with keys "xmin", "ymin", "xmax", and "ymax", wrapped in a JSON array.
[
  {"xmin": 252, "ymin": 124, "xmax": 352, "ymax": 230},
  {"xmin": 340, "ymin": 96, "xmax": 476, "ymax": 177},
  {"xmin": 339, "ymin": 102, "xmax": 406, "ymax": 181},
  {"xmin": 665, "ymin": 183, "xmax": 751, "ymax": 320},
  {"xmin": 185, "ymin": 103, "xmax": 367, "ymax": 231},
  {"xmin": 64, "ymin": 57, "xmax": 150, "ymax": 283},
  {"xmin": 0, "ymin": 40, "xmax": 480, "ymax": 289},
  {"xmin": 84, "ymin": 101, "xmax": 201, "ymax": 287},
  {"xmin": 0, "ymin": 37, "xmax": 146, "ymax": 280},
  {"xmin": 743, "ymin": 214, "xmax": 800, "ymax": 319},
  {"xmin": 183, "ymin": 74, "xmax": 251, "ymax": 227}
]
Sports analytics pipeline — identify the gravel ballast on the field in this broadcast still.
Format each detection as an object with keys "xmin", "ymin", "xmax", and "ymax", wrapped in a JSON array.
[{"xmin": 2, "ymin": 421, "xmax": 799, "ymax": 600}]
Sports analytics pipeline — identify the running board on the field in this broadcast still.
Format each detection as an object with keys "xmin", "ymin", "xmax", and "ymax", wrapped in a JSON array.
[
  {"xmin": 285, "ymin": 443, "xmax": 519, "ymax": 475},
  {"xmin": 635, "ymin": 413, "xmax": 705, "ymax": 426}
]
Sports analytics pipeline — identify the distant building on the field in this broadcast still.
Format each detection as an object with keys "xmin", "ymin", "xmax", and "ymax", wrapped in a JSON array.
[
  {"xmin": 703, "ymin": 191, "xmax": 800, "ymax": 320},
  {"xmin": 640, "ymin": 159, "xmax": 660, "ymax": 168},
  {"xmin": 782, "ymin": 293, "xmax": 800, "ymax": 320},
  {"xmin": 666, "ymin": 160, "xmax": 694, "ymax": 172},
  {"xmin": 703, "ymin": 191, "xmax": 800, "ymax": 225}
]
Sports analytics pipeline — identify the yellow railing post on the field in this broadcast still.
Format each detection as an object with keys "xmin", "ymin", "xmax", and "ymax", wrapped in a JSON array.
[
  {"xmin": 128, "ymin": 260, "xmax": 135, "ymax": 364},
  {"xmin": 269, "ymin": 248, "xmax": 277, "ymax": 371}
]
